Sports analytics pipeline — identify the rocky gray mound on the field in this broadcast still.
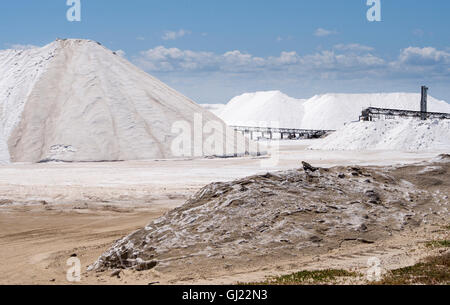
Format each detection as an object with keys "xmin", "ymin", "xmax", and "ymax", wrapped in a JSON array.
[
  {"xmin": 437, "ymin": 154, "xmax": 450, "ymax": 160},
  {"xmin": 90, "ymin": 160, "xmax": 449, "ymax": 272}
]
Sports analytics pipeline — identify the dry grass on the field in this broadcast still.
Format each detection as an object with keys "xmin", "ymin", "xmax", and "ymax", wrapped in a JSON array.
[
  {"xmin": 244, "ymin": 269, "xmax": 359, "ymax": 285},
  {"xmin": 426, "ymin": 240, "xmax": 450, "ymax": 248},
  {"xmin": 374, "ymin": 253, "xmax": 449, "ymax": 285}
]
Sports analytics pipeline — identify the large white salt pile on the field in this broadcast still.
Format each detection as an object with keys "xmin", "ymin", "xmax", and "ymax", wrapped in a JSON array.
[
  {"xmin": 200, "ymin": 104, "xmax": 225, "ymax": 116},
  {"xmin": 219, "ymin": 91, "xmax": 450, "ymax": 130},
  {"xmin": 309, "ymin": 119, "xmax": 450, "ymax": 151},
  {"xmin": 0, "ymin": 39, "xmax": 252, "ymax": 163},
  {"xmin": 219, "ymin": 91, "xmax": 306, "ymax": 128},
  {"xmin": 0, "ymin": 128, "xmax": 8, "ymax": 164}
]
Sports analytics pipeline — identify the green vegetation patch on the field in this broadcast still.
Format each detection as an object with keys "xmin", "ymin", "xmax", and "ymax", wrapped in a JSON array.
[
  {"xmin": 247, "ymin": 269, "xmax": 359, "ymax": 285},
  {"xmin": 376, "ymin": 253, "xmax": 449, "ymax": 285},
  {"xmin": 426, "ymin": 240, "xmax": 450, "ymax": 248}
]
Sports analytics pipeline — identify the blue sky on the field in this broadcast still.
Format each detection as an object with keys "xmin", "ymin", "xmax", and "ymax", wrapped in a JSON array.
[{"xmin": 1, "ymin": 0, "xmax": 450, "ymax": 103}]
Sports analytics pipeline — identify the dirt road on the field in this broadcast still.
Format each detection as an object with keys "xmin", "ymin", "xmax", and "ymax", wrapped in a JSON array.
[{"xmin": 0, "ymin": 206, "xmax": 170, "ymax": 284}]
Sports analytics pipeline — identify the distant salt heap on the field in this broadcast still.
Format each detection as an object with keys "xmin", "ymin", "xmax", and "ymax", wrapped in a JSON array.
[
  {"xmin": 218, "ymin": 91, "xmax": 450, "ymax": 130},
  {"xmin": 219, "ymin": 91, "xmax": 306, "ymax": 128},
  {"xmin": 310, "ymin": 119, "xmax": 450, "ymax": 151},
  {"xmin": 0, "ymin": 39, "xmax": 253, "ymax": 163}
]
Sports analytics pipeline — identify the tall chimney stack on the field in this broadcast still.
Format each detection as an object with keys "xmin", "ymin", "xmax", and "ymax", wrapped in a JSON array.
[{"xmin": 421, "ymin": 86, "xmax": 428, "ymax": 120}]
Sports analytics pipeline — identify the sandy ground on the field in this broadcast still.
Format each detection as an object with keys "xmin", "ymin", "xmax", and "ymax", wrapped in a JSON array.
[{"xmin": 0, "ymin": 141, "xmax": 448, "ymax": 285}]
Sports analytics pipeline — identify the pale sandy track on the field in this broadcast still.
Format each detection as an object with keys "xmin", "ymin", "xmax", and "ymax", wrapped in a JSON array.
[{"xmin": 0, "ymin": 207, "xmax": 169, "ymax": 285}]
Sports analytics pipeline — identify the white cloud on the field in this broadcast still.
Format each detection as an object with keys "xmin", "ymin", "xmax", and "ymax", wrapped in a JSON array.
[
  {"xmin": 299, "ymin": 50, "xmax": 385, "ymax": 73},
  {"xmin": 136, "ymin": 47, "xmax": 267, "ymax": 73},
  {"xmin": 162, "ymin": 29, "xmax": 191, "ymax": 41},
  {"xmin": 134, "ymin": 45, "xmax": 385, "ymax": 75},
  {"xmin": 133, "ymin": 44, "xmax": 450, "ymax": 86},
  {"xmin": 132, "ymin": 45, "xmax": 450, "ymax": 104},
  {"xmin": 398, "ymin": 47, "xmax": 450, "ymax": 65},
  {"xmin": 222, "ymin": 50, "xmax": 266, "ymax": 72},
  {"xmin": 333, "ymin": 43, "xmax": 374, "ymax": 52},
  {"xmin": 387, "ymin": 47, "xmax": 450, "ymax": 77},
  {"xmin": 314, "ymin": 28, "xmax": 338, "ymax": 37},
  {"xmin": 271, "ymin": 51, "xmax": 300, "ymax": 65},
  {"xmin": 135, "ymin": 46, "xmax": 216, "ymax": 71}
]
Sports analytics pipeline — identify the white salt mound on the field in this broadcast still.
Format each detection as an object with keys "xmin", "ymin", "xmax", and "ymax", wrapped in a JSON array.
[
  {"xmin": 0, "ymin": 39, "xmax": 251, "ymax": 163},
  {"xmin": 219, "ymin": 91, "xmax": 306, "ymax": 128},
  {"xmin": 219, "ymin": 91, "xmax": 450, "ymax": 130},
  {"xmin": 0, "ymin": 129, "xmax": 8, "ymax": 164},
  {"xmin": 310, "ymin": 119, "xmax": 450, "ymax": 151}
]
